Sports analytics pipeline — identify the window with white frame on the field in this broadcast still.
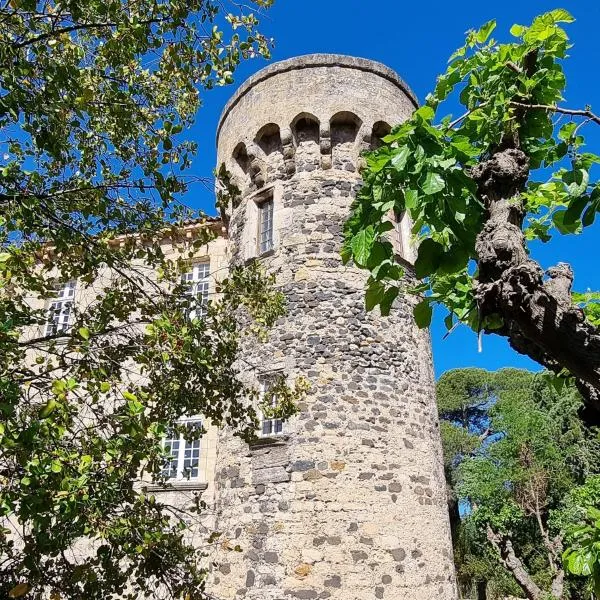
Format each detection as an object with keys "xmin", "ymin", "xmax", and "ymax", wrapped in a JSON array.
[
  {"xmin": 258, "ymin": 376, "xmax": 284, "ymax": 437},
  {"xmin": 181, "ymin": 261, "xmax": 210, "ymax": 319},
  {"xmin": 257, "ymin": 195, "xmax": 274, "ymax": 254},
  {"xmin": 161, "ymin": 417, "xmax": 203, "ymax": 481},
  {"xmin": 45, "ymin": 280, "xmax": 76, "ymax": 336}
]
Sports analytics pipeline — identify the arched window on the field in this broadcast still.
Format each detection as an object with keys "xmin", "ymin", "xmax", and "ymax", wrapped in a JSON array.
[
  {"xmin": 291, "ymin": 113, "xmax": 320, "ymax": 172},
  {"xmin": 330, "ymin": 111, "xmax": 362, "ymax": 171},
  {"xmin": 371, "ymin": 121, "xmax": 392, "ymax": 150}
]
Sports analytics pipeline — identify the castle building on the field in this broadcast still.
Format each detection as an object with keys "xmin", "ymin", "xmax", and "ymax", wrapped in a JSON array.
[
  {"xmin": 208, "ymin": 55, "xmax": 457, "ymax": 600},
  {"xmin": 37, "ymin": 54, "xmax": 457, "ymax": 599}
]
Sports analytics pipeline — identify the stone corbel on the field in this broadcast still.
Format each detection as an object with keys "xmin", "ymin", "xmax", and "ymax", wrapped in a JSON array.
[{"xmin": 320, "ymin": 122, "xmax": 332, "ymax": 170}]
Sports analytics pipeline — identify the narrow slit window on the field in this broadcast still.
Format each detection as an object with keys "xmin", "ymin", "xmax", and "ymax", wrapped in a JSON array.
[
  {"xmin": 181, "ymin": 262, "xmax": 210, "ymax": 319},
  {"xmin": 45, "ymin": 280, "xmax": 76, "ymax": 336},
  {"xmin": 258, "ymin": 377, "xmax": 284, "ymax": 438},
  {"xmin": 257, "ymin": 196, "xmax": 274, "ymax": 254},
  {"xmin": 161, "ymin": 418, "xmax": 203, "ymax": 481}
]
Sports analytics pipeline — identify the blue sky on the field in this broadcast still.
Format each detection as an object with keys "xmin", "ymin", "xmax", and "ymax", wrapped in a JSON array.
[{"xmin": 186, "ymin": 0, "xmax": 600, "ymax": 377}]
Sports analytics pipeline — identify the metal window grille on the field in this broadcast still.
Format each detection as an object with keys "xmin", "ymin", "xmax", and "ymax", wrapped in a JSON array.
[
  {"xmin": 161, "ymin": 418, "xmax": 203, "ymax": 480},
  {"xmin": 45, "ymin": 281, "xmax": 76, "ymax": 336},
  {"xmin": 258, "ymin": 378, "xmax": 283, "ymax": 437},
  {"xmin": 258, "ymin": 197, "xmax": 274, "ymax": 254},
  {"xmin": 181, "ymin": 262, "xmax": 210, "ymax": 319}
]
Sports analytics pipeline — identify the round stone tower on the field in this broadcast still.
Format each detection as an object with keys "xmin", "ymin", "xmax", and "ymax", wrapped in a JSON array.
[{"xmin": 211, "ymin": 55, "xmax": 457, "ymax": 600}]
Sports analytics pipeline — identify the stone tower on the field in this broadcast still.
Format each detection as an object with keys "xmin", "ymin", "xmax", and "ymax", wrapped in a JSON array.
[{"xmin": 211, "ymin": 55, "xmax": 457, "ymax": 600}]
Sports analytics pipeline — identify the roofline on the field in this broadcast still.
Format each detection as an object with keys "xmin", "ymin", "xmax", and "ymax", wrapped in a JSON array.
[
  {"xmin": 216, "ymin": 54, "xmax": 419, "ymax": 145},
  {"xmin": 106, "ymin": 217, "xmax": 226, "ymax": 248}
]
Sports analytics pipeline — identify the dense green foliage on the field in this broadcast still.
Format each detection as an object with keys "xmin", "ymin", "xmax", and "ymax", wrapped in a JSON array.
[
  {"xmin": 0, "ymin": 2, "xmax": 310, "ymax": 598},
  {"xmin": 438, "ymin": 368, "xmax": 600, "ymax": 599},
  {"xmin": 343, "ymin": 10, "xmax": 600, "ymax": 407},
  {"xmin": 344, "ymin": 8, "xmax": 595, "ymax": 323},
  {"xmin": 560, "ymin": 477, "xmax": 600, "ymax": 597}
]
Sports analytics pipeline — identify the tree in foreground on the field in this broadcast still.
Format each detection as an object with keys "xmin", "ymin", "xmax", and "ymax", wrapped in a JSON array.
[
  {"xmin": 438, "ymin": 367, "xmax": 600, "ymax": 599},
  {"xmin": 343, "ymin": 9, "xmax": 600, "ymax": 419},
  {"xmin": 0, "ymin": 1, "xmax": 306, "ymax": 598}
]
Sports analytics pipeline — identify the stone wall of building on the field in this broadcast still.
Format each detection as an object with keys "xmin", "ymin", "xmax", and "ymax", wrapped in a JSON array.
[{"xmin": 210, "ymin": 55, "xmax": 458, "ymax": 600}]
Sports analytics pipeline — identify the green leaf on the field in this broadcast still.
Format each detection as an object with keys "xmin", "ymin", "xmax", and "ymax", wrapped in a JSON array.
[
  {"xmin": 51, "ymin": 380, "xmax": 67, "ymax": 395},
  {"xmin": 391, "ymin": 146, "xmax": 410, "ymax": 171},
  {"xmin": 510, "ymin": 23, "xmax": 526, "ymax": 37},
  {"xmin": 414, "ymin": 105, "xmax": 435, "ymax": 122},
  {"xmin": 558, "ymin": 122, "xmax": 577, "ymax": 141},
  {"xmin": 444, "ymin": 313, "xmax": 454, "ymax": 331},
  {"xmin": 122, "ymin": 391, "xmax": 138, "ymax": 402},
  {"xmin": 351, "ymin": 227, "xmax": 375, "ymax": 267},
  {"xmin": 78, "ymin": 327, "xmax": 90, "ymax": 340},
  {"xmin": 553, "ymin": 210, "xmax": 580, "ymax": 234},
  {"xmin": 380, "ymin": 286, "xmax": 400, "ymax": 316},
  {"xmin": 413, "ymin": 300, "xmax": 433, "ymax": 328},
  {"xmin": 414, "ymin": 239, "xmax": 444, "ymax": 279},
  {"xmin": 39, "ymin": 399, "xmax": 58, "ymax": 419},
  {"xmin": 404, "ymin": 189, "xmax": 418, "ymax": 209},
  {"xmin": 476, "ymin": 19, "xmax": 496, "ymax": 44},
  {"xmin": 422, "ymin": 172, "xmax": 445, "ymax": 195},
  {"xmin": 548, "ymin": 8, "xmax": 575, "ymax": 24},
  {"xmin": 365, "ymin": 281, "xmax": 385, "ymax": 312},
  {"xmin": 567, "ymin": 550, "xmax": 593, "ymax": 576},
  {"xmin": 582, "ymin": 205, "xmax": 597, "ymax": 227}
]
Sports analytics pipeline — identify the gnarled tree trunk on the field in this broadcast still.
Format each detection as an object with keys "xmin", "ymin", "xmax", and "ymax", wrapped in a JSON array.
[
  {"xmin": 486, "ymin": 525, "xmax": 542, "ymax": 600},
  {"xmin": 471, "ymin": 148, "xmax": 600, "ymax": 423}
]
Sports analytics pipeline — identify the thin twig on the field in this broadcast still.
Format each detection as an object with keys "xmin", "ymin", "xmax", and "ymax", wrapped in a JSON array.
[{"xmin": 510, "ymin": 101, "xmax": 600, "ymax": 126}]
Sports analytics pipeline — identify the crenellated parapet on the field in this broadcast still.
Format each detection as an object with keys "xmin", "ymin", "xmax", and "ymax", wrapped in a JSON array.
[
  {"xmin": 217, "ymin": 54, "xmax": 417, "ymax": 196},
  {"xmin": 223, "ymin": 110, "xmax": 398, "ymax": 193}
]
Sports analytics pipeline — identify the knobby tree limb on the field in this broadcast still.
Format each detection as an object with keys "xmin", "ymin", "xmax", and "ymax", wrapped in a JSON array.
[
  {"xmin": 487, "ymin": 523, "xmax": 565, "ymax": 599},
  {"xmin": 486, "ymin": 525, "xmax": 543, "ymax": 600},
  {"xmin": 471, "ymin": 147, "xmax": 600, "ymax": 420}
]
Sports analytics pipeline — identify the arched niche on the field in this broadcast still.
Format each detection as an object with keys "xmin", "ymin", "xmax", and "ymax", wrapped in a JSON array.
[
  {"xmin": 371, "ymin": 121, "xmax": 392, "ymax": 150},
  {"xmin": 291, "ymin": 113, "xmax": 320, "ymax": 172},
  {"xmin": 330, "ymin": 111, "xmax": 362, "ymax": 171},
  {"xmin": 255, "ymin": 123, "xmax": 285, "ymax": 180},
  {"xmin": 231, "ymin": 142, "xmax": 251, "ymax": 189},
  {"xmin": 256, "ymin": 123, "xmax": 283, "ymax": 156}
]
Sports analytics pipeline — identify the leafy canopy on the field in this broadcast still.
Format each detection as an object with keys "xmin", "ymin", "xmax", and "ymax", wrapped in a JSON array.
[
  {"xmin": 343, "ymin": 9, "xmax": 599, "ymax": 330},
  {"xmin": 439, "ymin": 368, "xmax": 600, "ymax": 599},
  {"xmin": 0, "ymin": 1, "xmax": 310, "ymax": 599}
]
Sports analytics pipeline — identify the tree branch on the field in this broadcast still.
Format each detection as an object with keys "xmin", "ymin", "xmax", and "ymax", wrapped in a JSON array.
[
  {"xmin": 486, "ymin": 525, "xmax": 542, "ymax": 600},
  {"xmin": 472, "ymin": 148, "xmax": 600, "ymax": 420},
  {"xmin": 12, "ymin": 17, "xmax": 166, "ymax": 49},
  {"xmin": 509, "ymin": 101, "xmax": 600, "ymax": 126}
]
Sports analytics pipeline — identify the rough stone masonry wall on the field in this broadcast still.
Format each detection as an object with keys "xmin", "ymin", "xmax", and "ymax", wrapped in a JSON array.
[{"xmin": 210, "ymin": 56, "xmax": 458, "ymax": 600}]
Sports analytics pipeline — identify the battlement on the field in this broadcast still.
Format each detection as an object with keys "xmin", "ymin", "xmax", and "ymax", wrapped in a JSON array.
[{"xmin": 217, "ymin": 54, "xmax": 418, "ymax": 194}]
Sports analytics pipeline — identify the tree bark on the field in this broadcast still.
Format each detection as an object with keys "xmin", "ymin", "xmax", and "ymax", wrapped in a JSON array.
[
  {"xmin": 551, "ymin": 569, "xmax": 565, "ymax": 600},
  {"xmin": 471, "ymin": 148, "xmax": 600, "ymax": 423},
  {"xmin": 476, "ymin": 579, "xmax": 487, "ymax": 600},
  {"xmin": 486, "ymin": 525, "xmax": 543, "ymax": 600},
  {"xmin": 446, "ymin": 474, "xmax": 461, "ymax": 545}
]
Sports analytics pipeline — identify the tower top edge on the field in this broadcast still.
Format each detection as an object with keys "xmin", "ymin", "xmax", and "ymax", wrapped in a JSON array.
[{"xmin": 216, "ymin": 53, "xmax": 419, "ymax": 144}]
